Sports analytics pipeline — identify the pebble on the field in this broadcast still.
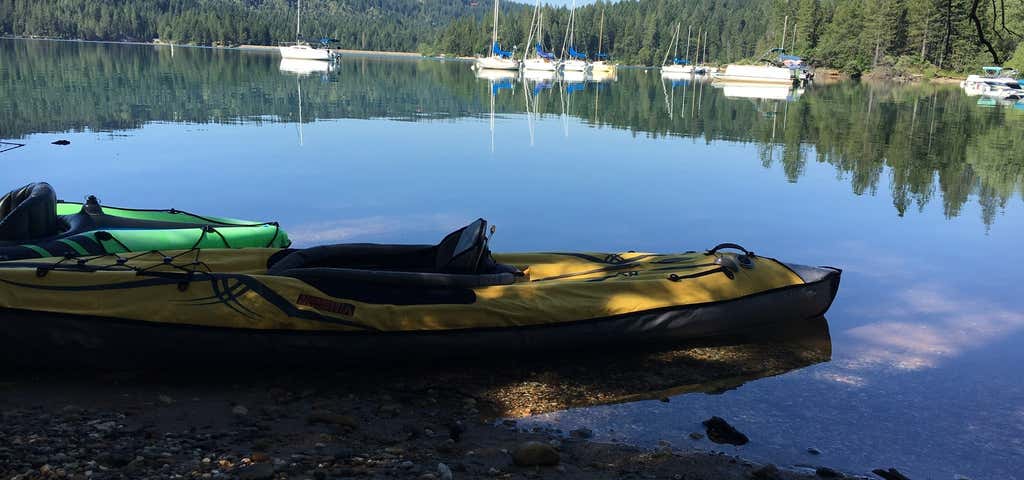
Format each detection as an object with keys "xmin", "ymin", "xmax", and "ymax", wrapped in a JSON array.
[
  {"xmin": 306, "ymin": 412, "xmax": 358, "ymax": 429},
  {"xmin": 158, "ymin": 395, "xmax": 175, "ymax": 405},
  {"xmin": 689, "ymin": 432, "xmax": 705, "ymax": 440},
  {"xmin": 807, "ymin": 447, "xmax": 822, "ymax": 455},
  {"xmin": 398, "ymin": 460, "xmax": 415, "ymax": 469},
  {"xmin": 511, "ymin": 441, "xmax": 560, "ymax": 467},
  {"xmin": 235, "ymin": 462, "xmax": 275, "ymax": 480},
  {"xmin": 751, "ymin": 463, "xmax": 783, "ymax": 480},
  {"xmin": 437, "ymin": 462, "xmax": 453, "ymax": 480},
  {"xmin": 232, "ymin": 405, "xmax": 249, "ymax": 416},
  {"xmin": 570, "ymin": 428, "xmax": 594, "ymax": 439},
  {"xmin": 815, "ymin": 466, "xmax": 841, "ymax": 478}
]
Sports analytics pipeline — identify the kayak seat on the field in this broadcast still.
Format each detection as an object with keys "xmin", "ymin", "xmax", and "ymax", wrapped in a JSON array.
[
  {"xmin": 267, "ymin": 219, "xmax": 522, "ymax": 294},
  {"xmin": 0, "ymin": 182, "xmax": 62, "ymax": 243}
]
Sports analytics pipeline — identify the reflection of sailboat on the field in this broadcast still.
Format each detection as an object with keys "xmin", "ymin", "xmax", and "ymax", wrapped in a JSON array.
[
  {"xmin": 523, "ymin": 68, "xmax": 557, "ymax": 82},
  {"xmin": 473, "ymin": 316, "xmax": 832, "ymax": 417},
  {"xmin": 476, "ymin": 68, "xmax": 517, "ymax": 152},
  {"xmin": 588, "ymin": 69, "xmax": 618, "ymax": 83},
  {"xmin": 279, "ymin": 58, "xmax": 332, "ymax": 76},
  {"xmin": 474, "ymin": 68, "xmax": 518, "ymax": 82},
  {"xmin": 718, "ymin": 84, "xmax": 803, "ymax": 101}
]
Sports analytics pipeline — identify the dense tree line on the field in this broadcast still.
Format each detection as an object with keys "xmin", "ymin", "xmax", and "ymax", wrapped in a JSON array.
[
  {"xmin": 5, "ymin": 0, "xmax": 1024, "ymax": 71},
  {"xmin": 432, "ymin": 0, "xmax": 1024, "ymax": 73},
  {"xmin": 0, "ymin": 0, "xmax": 492, "ymax": 52}
]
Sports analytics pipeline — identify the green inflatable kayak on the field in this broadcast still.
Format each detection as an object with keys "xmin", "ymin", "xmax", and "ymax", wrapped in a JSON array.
[{"xmin": 0, "ymin": 182, "xmax": 289, "ymax": 261}]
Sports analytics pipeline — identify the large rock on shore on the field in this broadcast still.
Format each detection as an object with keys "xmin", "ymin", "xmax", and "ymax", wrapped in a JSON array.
[{"xmin": 512, "ymin": 441, "xmax": 560, "ymax": 466}]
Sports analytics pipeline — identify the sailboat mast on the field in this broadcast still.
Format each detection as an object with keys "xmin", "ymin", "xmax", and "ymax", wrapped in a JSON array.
[
  {"xmin": 685, "ymin": 25, "xmax": 691, "ymax": 62},
  {"xmin": 694, "ymin": 27, "xmax": 701, "ymax": 65},
  {"xmin": 598, "ymin": 10, "xmax": 604, "ymax": 55},
  {"xmin": 492, "ymin": 0, "xmax": 500, "ymax": 47},
  {"xmin": 296, "ymin": 0, "xmax": 301, "ymax": 39},
  {"xmin": 702, "ymin": 30, "xmax": 708, "ymax": 65}
]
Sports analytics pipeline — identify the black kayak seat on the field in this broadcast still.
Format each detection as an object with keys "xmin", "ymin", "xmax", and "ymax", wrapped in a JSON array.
[
  {"xmin": 268, "ymin": 219, "xmax": 521, "ymax": 289},
  {"xmin": 0, "ymin": 182, "xmax": 61, "ymax": 243}
]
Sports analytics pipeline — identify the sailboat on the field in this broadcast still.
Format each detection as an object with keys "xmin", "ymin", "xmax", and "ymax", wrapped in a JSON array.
[
  {"xmin": 279, "ymin": 0, "xmax": 335, "ymax": 61},
  {"xmin": 523, "ymin": 2, "xmax": 559, "ymax": 72},
  {"xmin": 475, "ymin": 0, "xmax": 520, "ymax": 71},
  {"xmin": 560, "ymin": 0, "xmax": 591, "ymax": 73},
  {"xmin": 694, "ymin": 29, "xmax": 717, "ymax": 75},
  {"xmin": 590, "ymin": 9, "xmax": 616, "ymax": 75},
  {"xmin": 660, "ymin": 23, "xmax": 691, "ymax": 75}
]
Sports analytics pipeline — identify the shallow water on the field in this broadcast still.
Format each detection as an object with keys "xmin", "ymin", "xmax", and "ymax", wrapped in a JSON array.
[{"xmin": 2, "ymin": 39, "xmax": 1023, "ymax": 478}]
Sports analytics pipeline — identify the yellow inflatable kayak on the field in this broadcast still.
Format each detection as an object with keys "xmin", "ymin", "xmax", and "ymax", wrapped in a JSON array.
[{"xmin": 0, "ymin": 219, "xmax": 840, "ymax": 364}]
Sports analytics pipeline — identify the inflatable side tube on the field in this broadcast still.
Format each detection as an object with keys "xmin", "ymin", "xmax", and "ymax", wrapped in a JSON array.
[{"xmin": 277, "ymin": 267, "xmax": 517, "ymax": 289}]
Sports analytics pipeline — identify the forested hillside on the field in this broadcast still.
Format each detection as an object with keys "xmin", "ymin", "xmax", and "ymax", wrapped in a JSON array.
[
  {"xmin": 432, "ymin": 0, "xmax": 1024, "ymax": 73},
  {"xmin": 0, "ymin": 0, "xmax": 496, "ymax": 52},
  {"xmin": 4, "ymin": 0, "xmax": 1024, "ymax": 72}
]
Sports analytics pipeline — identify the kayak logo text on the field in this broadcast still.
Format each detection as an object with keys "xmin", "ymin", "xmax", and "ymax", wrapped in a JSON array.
[{"xmin": 296, "ymin": 294, "xmax": 356, "ymax": 316}]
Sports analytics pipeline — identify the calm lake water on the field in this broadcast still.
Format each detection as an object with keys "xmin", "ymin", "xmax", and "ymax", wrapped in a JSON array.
[{"xmin": 2, "ymin": 39, "xmax": 1023, "ymax": 478}]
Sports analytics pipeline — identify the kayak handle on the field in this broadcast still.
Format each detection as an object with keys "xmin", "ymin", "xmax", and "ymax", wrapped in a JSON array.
[{"xmin": 705, "ymin": 243, "xmax": 755, "ymax": 257}]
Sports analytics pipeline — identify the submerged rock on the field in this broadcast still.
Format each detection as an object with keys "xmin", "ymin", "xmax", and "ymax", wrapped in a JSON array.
[
  {"xmin": 702, "ymin": 416, "xmax": 749, "ymax": 445},
  {"xmin": 751, "ymin": 463, "xmax": 782, "ymax": 479},
  {"xmin": 815, "ymin": 466, "xmax": 841, "ymax": 478},
  {"xmin": 569, "ymin": 428, "xmax": 594, "ymax": 439},
  {"xmin": 872, "ymin": 468, "xmax": 911, "ymax": 480},
  {"xmin": 511, "ymin": 441, "xmax": 560, "ymax": 466}
]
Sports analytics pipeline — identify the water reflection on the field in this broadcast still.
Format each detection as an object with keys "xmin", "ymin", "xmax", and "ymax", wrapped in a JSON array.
[{"xmin": 1, "ymin": 39, "xmax": 1022, "ymax": 227}]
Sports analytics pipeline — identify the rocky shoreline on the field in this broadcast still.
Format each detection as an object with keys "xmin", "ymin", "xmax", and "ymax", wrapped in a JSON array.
[{"xmin": 1, "ymin": 318, "xmax": 868, "ymax": 480}]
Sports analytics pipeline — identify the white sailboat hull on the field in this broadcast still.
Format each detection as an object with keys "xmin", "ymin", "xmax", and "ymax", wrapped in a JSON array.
[
  {"xmin": 279, "ymin": 45, "xmax": 332, "ymax": 61},
  {"xmin": 661, "ymin": 64, "xmax": 692, "ymax": 74},
  {"xmin": 591, "ymin": 61, "xmax": 617, "ymax": 73},
  {"xmin": 562, "ymin": 59, "xmax": 591, "ymax": 72},
  {"xmin": 476, "ymin": 56, "xmax": 520, "ymax": 70},
  {"xmin": 714, "ymin": 65, "xmax": 796, "ymax": 85},
  {"xmin": 524, "ymin": 58, "xmax": 560, "ymax": 71}
]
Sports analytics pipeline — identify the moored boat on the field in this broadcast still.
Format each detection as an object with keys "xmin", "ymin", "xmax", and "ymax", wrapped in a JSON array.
[
  {"xmin": 474, "ymin": 0, "xmax": 520, "ymax": 71},
  {"xmin": 279, "ymin": 0, "xmax": 336, "ymax": 61},
  {"xmin": 0, "ymin": 218, "xmax": 840, "ymax": 364},
  {"xmin": 0, "ymin": 183, "xmax": 289, "ymax": 261}
]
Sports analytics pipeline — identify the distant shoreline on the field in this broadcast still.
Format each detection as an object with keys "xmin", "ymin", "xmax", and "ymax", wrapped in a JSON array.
[
  {"xmin": 2, "ymin": 36, "xmax": 967, "ymax": 80},
  {"xmin": 1, "ymin": 36, "xmax": 430, "ymax": 59}
]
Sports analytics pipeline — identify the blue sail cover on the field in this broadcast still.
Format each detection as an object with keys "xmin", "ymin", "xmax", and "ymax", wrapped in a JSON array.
[
  {"xmin": 568, "ymin": 46, "xmax": 587, "ymax": 60},
  {"xmin": 566, "ymin": 82, "xmax": 586, "ymax": 94},
  {"xmin": 673, "ymin": 58, "xmax": 690, "ymax": 65},
  {"xmin": 536, "ymin": 44, "xmax": 556, "ymax": 60},
  {"xmin": 492, "ymin": 41, "xmax": 513, "ymax": 59},
  {"xmin": 778, "ymin": 53, "xmax": 805, "ymax": 69},
  {"xmin": 492, "ymin": 79, "xmax": 513, "ymax": 95}
]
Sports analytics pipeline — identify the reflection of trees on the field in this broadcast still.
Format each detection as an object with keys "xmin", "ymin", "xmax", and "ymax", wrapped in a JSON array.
[{"xmin": 3, "ymin": 40, "xmax": 1022, "ymax": 227}]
